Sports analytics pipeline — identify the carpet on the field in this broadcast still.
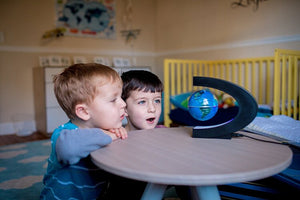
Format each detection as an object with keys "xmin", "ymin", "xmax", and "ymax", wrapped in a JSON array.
[{"xmin": 0, "ymin": 139, "xmax": 51, "ymax": 199}]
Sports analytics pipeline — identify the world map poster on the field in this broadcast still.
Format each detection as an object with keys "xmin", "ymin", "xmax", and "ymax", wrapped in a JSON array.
[{"xmin": 56, "ymin": 0, "xmax": 116, "ymax": 39}]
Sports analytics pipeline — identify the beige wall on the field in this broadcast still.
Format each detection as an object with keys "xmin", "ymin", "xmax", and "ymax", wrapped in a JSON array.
[
  {"xmin": 1, "ymin": 0, "xmax": 300, "ymax": 134},
  {"xmin": 156, "ymin": 0, "xmax": 300, "ymax": 51},
  {"xmin": 0, "ymin": 0, "xmax": 156, "ymax": 134},
  {"xmin": 154, "ymin": 0, "xmax": 300, "ymax": 77}
]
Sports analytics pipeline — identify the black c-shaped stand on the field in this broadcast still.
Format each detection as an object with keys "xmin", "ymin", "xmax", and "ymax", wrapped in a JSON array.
[{"xmin": 192, "ymin": 77, "xmax": 258, "ymax": 139}]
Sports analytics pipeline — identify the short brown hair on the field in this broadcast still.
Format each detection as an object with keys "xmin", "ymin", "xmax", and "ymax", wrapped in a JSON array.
[
  {"xmin": 121, "ymin": 70, "xmax": 163, "ymax": 101},
  {"xmin": 53, "ymin": 63, "xmax": 121, "ymax": 120}
]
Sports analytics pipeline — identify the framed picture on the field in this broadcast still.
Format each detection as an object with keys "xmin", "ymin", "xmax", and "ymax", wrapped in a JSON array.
[
  {"xmin": 73, "ymin": 56, "xmax": 87, "ymax": 64},
  {"xmin": 122, "ymin": 58, "xmax": 131, "ymax": 67},
  {"xmin": 132, "ymin": 57, "xmax": 137, "ymax": 66},
  {"xmin": 39, "ymin": 56, "xmax": 50, "ymax": 67},
  {"xmin": 61, "ymin": 57, "xmax": 71, "ymax": 66},
  {"xmin": 49, "ymin": 56, "xmax": 62, "ymax": 66},
  {"xmin": 94, "ymin": 57, "xmax": 106, "ymax": 65},
  {"xmin": 104, "ymin": 58, "xmax": 111, "ymax": 66},
  {"xmin": 113, "ymin": 57, "xmax": 123, "ymax": 67}
]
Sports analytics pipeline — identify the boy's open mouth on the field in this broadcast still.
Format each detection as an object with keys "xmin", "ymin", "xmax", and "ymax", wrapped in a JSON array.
[{"xmin": 146, "ymin": 117, "xmax": 155, "ymax": 123}]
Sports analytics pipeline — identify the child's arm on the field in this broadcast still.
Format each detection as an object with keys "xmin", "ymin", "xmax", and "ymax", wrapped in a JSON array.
[{"xmin": 55, "ymin": 128, "xmax": 113, "ymax": 165}]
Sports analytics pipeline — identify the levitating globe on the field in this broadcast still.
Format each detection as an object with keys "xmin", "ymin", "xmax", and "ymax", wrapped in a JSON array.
[{"xmin": 188, "ymin": 89, "xmax": 218, "ymax": 121}]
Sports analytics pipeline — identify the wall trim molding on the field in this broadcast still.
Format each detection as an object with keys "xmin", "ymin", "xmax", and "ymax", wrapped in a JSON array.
[
  {"xmin": 157, "ymin": 34, "xmax": 300, "ymax": 56},
  {"xmin": 0, "ymin": 45, "xmax": 156, "ymax": 57},
  {"xmin": 1, "ymin": 35, "xmax": 299, "ymax": 57}
]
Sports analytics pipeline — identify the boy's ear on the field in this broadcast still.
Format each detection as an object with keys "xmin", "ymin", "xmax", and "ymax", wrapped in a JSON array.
[{"xmin": 75, "ymin": 103, "xmax": 90, "ymax": 121}]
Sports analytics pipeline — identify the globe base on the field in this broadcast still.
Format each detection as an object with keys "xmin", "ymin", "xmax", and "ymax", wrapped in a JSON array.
[{"xmin": 192, "ymin": 126, "xmax": 232, "ymax": 139}]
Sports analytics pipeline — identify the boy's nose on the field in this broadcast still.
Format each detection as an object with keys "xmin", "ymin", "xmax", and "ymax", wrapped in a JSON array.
[
  {"xmin": 120, "ymin": 98, "xmax": 126, "ymax": 108},
  {"xmin": 148, "ymin": 102, "xmax": 156, "ymax": 112}
]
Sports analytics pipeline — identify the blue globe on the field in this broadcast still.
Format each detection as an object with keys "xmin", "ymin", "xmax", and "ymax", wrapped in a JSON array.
[{"xmin": 188, "ymin": 89, "xmax": 218, "ymax": 121}]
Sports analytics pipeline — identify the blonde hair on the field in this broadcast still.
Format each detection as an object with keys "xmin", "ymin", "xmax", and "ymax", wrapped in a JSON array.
[{"xmin": 53, "ymin": 63, "xmax": 121, "ymax": 120}]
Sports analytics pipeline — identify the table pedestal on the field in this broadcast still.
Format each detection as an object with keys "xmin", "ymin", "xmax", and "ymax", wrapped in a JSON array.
[
  {"xmin": 141, "ymin": 183, "xmax": 220, "ymax": 200},
  {"xmin": 140, "ymin": 183, "xmax": 167, "ymax": 200},
  {"xmin": 191, "ymin": 185, "xmax": 220, "ymax": 200}
]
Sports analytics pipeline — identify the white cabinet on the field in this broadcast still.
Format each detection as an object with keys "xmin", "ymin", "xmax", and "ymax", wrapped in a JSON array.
[{"xmin": 33, "ymin": 67, "xmax": 68, "ymax": 134}]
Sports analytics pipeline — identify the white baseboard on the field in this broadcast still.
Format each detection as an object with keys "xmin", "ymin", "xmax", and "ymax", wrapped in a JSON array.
[
  {"xmin": 0, "ymin": 121, "xmax": 36, "ymax": 136},
  {"xmin": 0, "ymin": 123, "xmax": 15, "ymax": 135}
]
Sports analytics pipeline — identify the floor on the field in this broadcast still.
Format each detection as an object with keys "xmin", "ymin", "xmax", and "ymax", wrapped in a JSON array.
[{"xmin": 0, "ymin": 131, "xmax": 50, "ymax": 146}]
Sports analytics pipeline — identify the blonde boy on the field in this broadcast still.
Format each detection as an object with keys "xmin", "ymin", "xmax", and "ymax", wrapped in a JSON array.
[{"xmin": 40, "ymin": 63, "xmax": 127, "ymax": 199}]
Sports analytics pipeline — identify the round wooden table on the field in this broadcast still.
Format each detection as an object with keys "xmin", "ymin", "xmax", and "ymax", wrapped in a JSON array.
[{"xmin": 91, "ymin": 127, "xmax": 292, "ymax": 200}]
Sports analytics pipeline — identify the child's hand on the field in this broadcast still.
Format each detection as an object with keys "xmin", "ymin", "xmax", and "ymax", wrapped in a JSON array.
[
  {"xmin": 103, "ymin": 130, "xmax": 118, "ymax": 141},
  {"xmin": 108, "ymin": 127, "xmax": 128, "ymax": 140},
  {"xmin": 102, "ymin": 127, "xmax": 128, "ymax": 141}
]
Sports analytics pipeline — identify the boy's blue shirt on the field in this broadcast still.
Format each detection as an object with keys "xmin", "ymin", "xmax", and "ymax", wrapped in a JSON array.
[
  {"xmin": 47, "ymin": 121, "xmax": 77, "ymax": 171},
  {"xmin": 40, "ymin": 121, "xmax": 113, "ymax": 200}
]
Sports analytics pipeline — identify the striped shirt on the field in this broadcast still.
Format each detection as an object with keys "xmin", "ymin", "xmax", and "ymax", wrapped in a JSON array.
[{"xmin": 40, "ymin": 121, "xmax": 112, "ymax": 200}]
